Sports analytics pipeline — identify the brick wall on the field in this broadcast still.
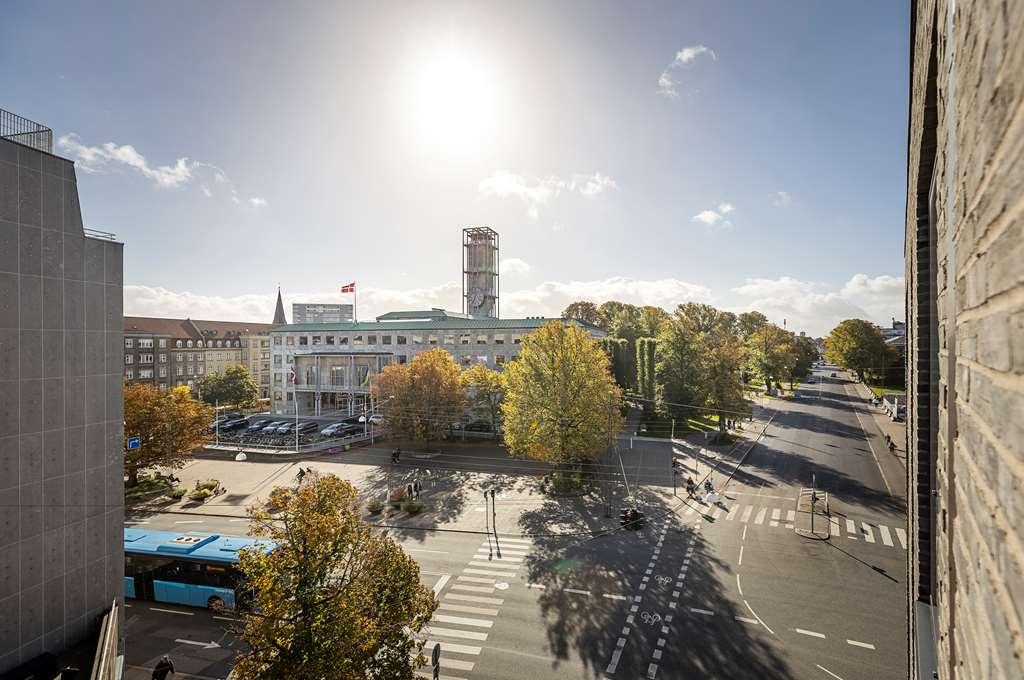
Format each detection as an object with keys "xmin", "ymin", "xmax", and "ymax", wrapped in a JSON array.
[{"xmin": 906, "ymin": 1, "xmax": 1024, "ymax": 678}]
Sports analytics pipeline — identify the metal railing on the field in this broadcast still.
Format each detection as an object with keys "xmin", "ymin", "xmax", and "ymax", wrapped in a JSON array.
[
  {"xmin": 0, "ymin": 108, "xmax": 53, "ymax": 153},
  {"xmin": 84, "ymin": 227, "xmax": 119, "ymax": 241}
]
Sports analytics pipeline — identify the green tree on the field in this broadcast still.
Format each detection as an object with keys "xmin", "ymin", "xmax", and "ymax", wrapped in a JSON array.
[
  {"xmin": 636, "ymin": 337, "xmax": 658, "ymax": 408},
  {"xmin": 461, "ymin": 363, "xmax": 505, "ymax": 428},
  {"xmin": 825, "ymin": 319, "xmax": 889, "ymax": 381},
  {"xmin": 788, "ymin": 336, "xmax": 819, "ymax": 388},
  {"xmin": 234, "ymin": 473, "xmax": 437, "ymax": 680},
  {"xmin": 597, "ymin": 337, "xmax": 630, "ymax": 387},
  {"xmin": 195, "ymin": 364, "xmax": 260, "ymax": 410},
  {"xmin": 656, "ymin": 310, "xmax": 703, "ymax": 419},
  {"xmin": 124, "ymin": 385, "xmax": 213, "ymax": 487},
  {"xmin": 746, "ymin": 324, "xmax": 796, "ymax": 392},
  {"xmin": 737, "ymin": 310, "xmax": 769, "ymax": 338},
  {"xmin": 502, "ymin": 321, "xmax": 624, "ymax": 466},
  {"xmin": 694, "ymin": 309, "xmax": 749, "ymax": 433},
  {"xmin": 561, "ymin": 301, "xmax": 605, "ymax": 327},
  {"xmin": 373, "ymin": 348, "xmax": 468, "ymax": 449}
]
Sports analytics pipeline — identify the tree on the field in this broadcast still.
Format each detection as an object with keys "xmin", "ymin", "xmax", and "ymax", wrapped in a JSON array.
[
  {"xmin": 745, "ymin": 324, "xmax": 796, "ymax": 392},
  {"xmin": 788, "ymin": 336, "xmax": 819, "ymax": 388},
  {"xmin": 502, "ymin": 321, "xmax": 624, "ymax": 466},
  {"xmin": 636, "ymin": 337, "xmax": 658, "ymax": 408},
  {"xmin": 461, "ymin": 363, "xmax": 505, "ymax": 428},
  {"xmin": 697, "ymin": 312, "xmax": 750, "ymax": 432},
  {"xmin": 123, "ymin": 385, "xmax": 213, "ymax": 487},
  {"xmin": 561, "ymin": 301, "xmax": 605, "ymax": 327},
  {"xmin": 825, "ymin": 319, "xmax": 889, "ymax": 381},
  {"xmin": 656, "ymin": 311, "xmax": 703, "ymax": 419},
  {"xmin": 196, "ymin": 364, "xmax": 260, "ymax": 410},
  {"xmin": 597, "ymin": 337, "xmax": 630, "ymax": 387},
  {"xmin": 372, "ymin": 348, "xmax": 467, "ymax": 449},
  {"xmin": 234, "ymin": 473, "xmax": 437, "ymax": 680},
  {"xmin": 737, "ymin": 310, "xmax": 769, "ymax": 338}
]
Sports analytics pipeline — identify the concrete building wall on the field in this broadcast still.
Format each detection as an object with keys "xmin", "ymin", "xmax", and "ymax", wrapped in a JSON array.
[
  {"xmin": 906, "ymin": 2, "xmax": 1024, "ymax": 678},
  {"xmin": 0, "ymin": 137, "xmax": 124, "ymax": 672}
]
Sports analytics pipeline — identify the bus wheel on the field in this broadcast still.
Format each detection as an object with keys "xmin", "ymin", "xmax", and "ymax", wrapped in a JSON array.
[{"xmin": 207, "ymin": 596, "xmax": 225, "ymax": 610}]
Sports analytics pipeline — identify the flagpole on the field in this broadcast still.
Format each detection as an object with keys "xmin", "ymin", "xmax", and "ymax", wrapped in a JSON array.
[{"xmin": 354, "ymin": 284, "xmax": 357, "ymax": 323}]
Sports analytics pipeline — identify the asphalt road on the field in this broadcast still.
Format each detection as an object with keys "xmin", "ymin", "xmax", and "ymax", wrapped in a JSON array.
[{"xmin": 124, "ymin": 364, "xmax": 907, "ymax": 680}]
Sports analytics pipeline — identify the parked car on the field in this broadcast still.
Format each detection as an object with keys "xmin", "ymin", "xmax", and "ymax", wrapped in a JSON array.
[
  {"xmin": 245, "ymin": 418, "xmax": 273, "ymax": 433},
  {"xmin": 368, "ymin": 414, "xmax": 385, "ymax": 425},
  {"xmin": 465, "ymin": 420, "xmax": 492, "ymax": 433},
  {"xmin": 830, "ymin": 372, "xmax": 837, "ymax": 377},
  {"xmin": 275, "ymin": 422, "xmax": 297, "ymax": 435},
  {"xmin": 319, "ymin": 422, "xmax": 346, "ymax": 437},
  {"xmin": 295, "ymin": 421, "xmax": 319, "ymax": 434},
  {"xmin": 219, "ymin": 417, "xmax": 250, "ymax": 432},
  {"xmin": 210, "ymin": 412, "xmax": 242, "ymax": 430},
  {"xmin": 261, "ymin": 421, "xmax": 288, "ymax": 434}
]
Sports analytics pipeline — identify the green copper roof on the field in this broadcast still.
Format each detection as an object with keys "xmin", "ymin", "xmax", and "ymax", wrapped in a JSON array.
[
  {"xmin": 273, "ymin": 316, "xmax": 605, "ymax": 334},
  {"xmin": 374, "ymin": 309, "xmax": 470, "ymax": 321}
]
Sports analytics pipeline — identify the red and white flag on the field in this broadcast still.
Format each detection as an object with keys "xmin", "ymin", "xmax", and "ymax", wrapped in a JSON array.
[{"xmin": 340, "ymin": 282, "xmax": 356, "ymax": 293}]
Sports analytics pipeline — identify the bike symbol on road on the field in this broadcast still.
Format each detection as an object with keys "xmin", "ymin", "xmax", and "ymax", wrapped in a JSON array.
[
  {"xmin": 655, "ymin": 575, "xmax": 672, "ymax": 586},
  {"xmin": 639, "ymin": 611, "xmax": 662, "ymax": 626}
]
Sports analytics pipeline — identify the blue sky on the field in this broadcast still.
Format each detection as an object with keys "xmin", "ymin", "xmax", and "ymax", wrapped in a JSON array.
[{"xmin": 2, "ymin": 0, "xmax": 909, "ymax": 336}]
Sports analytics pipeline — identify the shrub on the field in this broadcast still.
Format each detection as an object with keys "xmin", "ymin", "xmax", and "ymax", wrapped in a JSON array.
[
  {"xmin": 389, "ymin": 488, "xmax": 408, "ymax": 503},
  {"xmin": 187, "ymin": 488, "xmax": 212, "ymax": 502},
  {"xmin": 198, "ymin": 479, "xmax": 220, "ymax": 491},
  {"xmin": 366, "ymin": 499, "xmax": 384, "ymax": 514},
  {"xmin": 403, "ymin": 499, "xmax": 425, "ymax": 514},
  {"xmin": 169, "ymin": 486, "xmax": 187, "ymax": 500}
]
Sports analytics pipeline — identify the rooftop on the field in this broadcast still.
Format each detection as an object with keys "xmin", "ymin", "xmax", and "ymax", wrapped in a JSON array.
[
  {"xmin": 274, "ymin": 315, "xmax": 604, "ymax": 334},
  {"xmin": 124, "ymin": 316, "xmax": 275, "ymax": 339}
]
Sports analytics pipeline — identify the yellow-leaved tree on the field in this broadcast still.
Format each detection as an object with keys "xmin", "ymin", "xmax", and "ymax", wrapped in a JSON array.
[
  {"xmin": 234, "ymin": 473, "xmax": 437, "ymax": 680},
  {"xmin": 501, "ymin": 320, "xmax": 624, "ymax": 466},
  {"xmin": 461, "ymin": 362, "xmax": 505, "ymax": 429},
  {"xmin": 123, "ymin": 384, "xmax": 213, "ymax": 487},
  {"xmin": 372, "ymin": 347, "xmax": 468, "ymax": 449}
]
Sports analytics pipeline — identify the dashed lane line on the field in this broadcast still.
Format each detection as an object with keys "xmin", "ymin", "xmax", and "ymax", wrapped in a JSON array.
[
  {"xmin": 742, "ymin": 600, "xmax": 775, "ymax": 635},
  {"xmin": 603, "ymin": 594, "xmax": 628, "ymax": 601},
  {"xmin": 690, "ymin": 608, "xmax": 714, "ymax": 616},
  {"xmin": 794, "ymin": 628, "xmax": 826, "ymax": 639},
  {"xmin": 847, "ymin": 639, "xmax": 876, "ymax": 650},
  {"xmin": 150, "ymin": 607, "xmax": 194, "ymax": 616},
  {"xmin": 816, "ymin": 665, "xmax": 846, "ymax": 680},
  {"xmin": 565, "ymin": 588, "xmax": 591, "ymax": 596}
]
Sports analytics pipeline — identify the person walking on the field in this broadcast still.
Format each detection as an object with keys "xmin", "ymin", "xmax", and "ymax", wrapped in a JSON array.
[
  {"xmin": 296, "ymin": 467, "xmax": 306, "ymax": 484},
  {"xmin": 152, "ymin": 655, "xmax": 175, "ymax": 680}
]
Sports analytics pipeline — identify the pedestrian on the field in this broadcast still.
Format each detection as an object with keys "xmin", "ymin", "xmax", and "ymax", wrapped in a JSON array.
[
  {"xmin": 152, "ymin": 655, "xmax": 175, "ymax": 680},
  {"xmin": 296, "ymin": 467, "xmax": 306, "ymax": 484},
  {"xmin": 414, "ymin": 480, "xmax": 421, "ymax": 497}
]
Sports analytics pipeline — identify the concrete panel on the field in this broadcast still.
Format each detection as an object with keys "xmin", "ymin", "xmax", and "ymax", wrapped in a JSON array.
[
  {"xmin": 85, "ymin": 422, "xmax": 104, "ymax": 470},
  {"xmin": 41, "ymin": 378, "xmax": 64, "ymax": 431},
  {"xmin": 85, "ymin": 469, "xmax": 104, "ymax": 519},
  {"xmin": 40, "ymin": 230, "xmax": 62, "ymax": 279},
  {"xmin": 0, "ymin": 163, "xmax": 17, "ymax": 223},
  {"xmin": 19, "ymin": 433, "xmax": 41, "ymax": 484},
  {"xmin": 83, "ymin": 238, "xmax": 104, "ymax": 283},
  {"xmin": 19, "ymin": 583, "xmax": 43, "ymax": 643},
  {"xmin": 84, "ymin": 375, "xmax": 104, "ymax": 424},
  {"xmin": 63, "ymin": 233, "xmax": 83, "ymax": 281},
  {"xmin": 0, "ymin": 328, "xmax": 16, "ymax": 381},
  {"xmin": 64, "ymin": 572, "xmax": 85, "ymax": 626},
  {"xmin": 64, "ymin": 377, "xmax": 85, "ymax": 430},
  {"xmin": 105, "ymin": 374, "xmax": 123, "ymax": 424},
  {"xmin": 18, "ymin": 274, "xmax": 41, "ymax": 331},
  {"xmin": 62, "ymin": 279, "xmax": 84, "ymax": 330},
  {"xmin": 85, "ymin": 559, "xmax": 106, "ymax": 616},
  {"xmin": 44, "ymin": 625, "xmax": 64, "ymax": 656},
  {"xmin": 64, "ymin": 521, "xmax": 85, "ymax": 567},
  {"xmin": 62, "ymin": 182, "xmax": 82, "ymax": 234},
  {"xmin": 104, "ymin": 244, "xmax": 122, "ymax": 286},
  {"xmin": 0, "ymin": 380, "xmax": 18, "ymax": 437},
  {"xmin": 0, "ymin": 220, "xmax": 16, "ymax": 274},
  {"xmin": 40, "ymin": 153, "xmax": 64, "ymax": 180},
  {"xmin": 19, "ymin": 330, "xmax": 41, "ymax": 379},
  {"xmin": 40, "ymin": 173, "xmax": 62, "ymax": 232},
  {"xmin": 64, "ymin": 426, "xmax": 84, "ymax": 473},
  {"xmin": 19, "ymin": 378, "xmax": 42, "ymax": 434},
  {"xmin": 64, "ymin": 331, "xmax": 84, "ymax": 379},
  {"xmin": 42, "ymin": 429, "xmax": 64, "ymax": 480},
  {"xmin": 84, "ymin": 331, "xmax": 104, "ymax": 375},
  {"xmin": 64, "ymin": 472, "xmax": 84, "ymax": 525},
  {"xmin": 105, "ymin": 332, "xmax": 120, "ymax": 377},
  {"xmin": 0, "ymin": 273, "xmax": 17, "ymax": 329},
  {"xmin": 43, "ymin": 576, "xmax": 64, "ymax": 638},
  {"xmin": 84, "ymin": 517, "xmax": 104, "ymax": 563},
  {"xmin": 83, "ymin": 282, "xmax": 104, "ymax": 332},
  {"xmin": 42, "ymin": 331, "xmax": 62, "ymax": 379},
  {"xmin": 103, "ymin": 283, "xmax": 121, "ymax": 331},
  {"xmin": 0, "ymin": 436, "xmax": 16, "ymax": 490},
  {"xmin": 0, "ymin": 542, "xmax": 16, "ymax": 600},
  {"xmin": 41, "ymin": 276, "xmax": 62, "ymax": 331},
  {"xmin": 43, "ymin": 476, "xmax": 64, "ymax": 531},
  {"xmin": 18, "ymin": 225, "xmax": 40, "ymax": 275},
  {"xmin": 19, "ymin": 482, "xmax": 42, "ymax": 539},
  {"xmin": 18, "ymin": 167, "xmax": 41, "ymax": 228},
  {"xmin": 17, "ymin": 145, "xmax": 42, "ymax": 171}
]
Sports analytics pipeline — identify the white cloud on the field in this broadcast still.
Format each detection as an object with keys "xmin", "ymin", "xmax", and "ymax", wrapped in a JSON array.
[
  {"xmin": 248, "ymin": 197, "xmax": 267, "ymax": 207},
  {"xmin": 772, "ymin": 191, "xmax": 792, "ymax": 207},
  {"xmin": 552, "ymin": 221, "xmax": 565, "ymax": 233},
  {"xmin": 691, "ymin": 202, "xmax": 735, "ymax": 229},
  {"xmin": 200, "ymin": 185, "xmax": 212, "ymax": 198},
  {"xmin": 730, "ymin": 274, "xmax": 905, "ymax": 336},
  {"xmin": 478, "ymin": 170, "xmax": 618, "ymax": 219},
  {"xmin": 657, "ymin": 44, "xmax": 717, "ymax": 98},
  {"xmin": 500, "ymin": 258, "xmax": 532, "ymax": 276},
  {"xmin": 57, "ymin": 133, "xmax": 194, "ymax": 188}
]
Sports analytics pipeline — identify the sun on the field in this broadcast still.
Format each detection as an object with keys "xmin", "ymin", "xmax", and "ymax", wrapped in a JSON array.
[{"xmin": 408, "ymin": 47, "xmax": 500, "ymax": 158}]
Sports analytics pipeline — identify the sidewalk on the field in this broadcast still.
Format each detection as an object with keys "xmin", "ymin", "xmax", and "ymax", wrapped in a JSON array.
[{"xmin": 847, "ymin": 379, "xmax": 908, "ymax": 470}]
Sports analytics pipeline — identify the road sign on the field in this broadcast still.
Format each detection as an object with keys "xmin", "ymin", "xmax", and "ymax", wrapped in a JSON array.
[{"xmin": 126, "ymin": 436, "xmax": 141, "ymax": 450}]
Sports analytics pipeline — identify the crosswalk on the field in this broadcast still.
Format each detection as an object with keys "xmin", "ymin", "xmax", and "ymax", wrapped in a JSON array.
[
  {"xmin": 680, "ymin": 501, "xmax": 907, "ymax": 549},
  {"xmin": 417, "ymin": 536, "xmax": 533, "ymax": 680}
]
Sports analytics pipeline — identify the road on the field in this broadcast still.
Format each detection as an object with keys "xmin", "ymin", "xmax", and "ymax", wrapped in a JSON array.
[{"xmin": 124, "ymin": 364, "xmax": 907, "ymax": 680}]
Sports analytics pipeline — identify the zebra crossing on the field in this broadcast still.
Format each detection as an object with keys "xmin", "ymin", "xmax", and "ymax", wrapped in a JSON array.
[
  {"xmin": 681, "ymin": 501, "xmax": 907, "ymax": 549},
  {"xmin": 417, "ymin": 536, "xmax": 533, "ymax": 680}
]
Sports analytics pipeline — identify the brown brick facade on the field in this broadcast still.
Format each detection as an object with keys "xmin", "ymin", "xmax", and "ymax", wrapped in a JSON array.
[{"xmin": 906, "ymin": 1, "xmax": 1024, "ymax": 678}]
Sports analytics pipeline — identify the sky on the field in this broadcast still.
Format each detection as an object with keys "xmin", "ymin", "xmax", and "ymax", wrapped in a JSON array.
[{"xmin": 1, "ymin": 0, "xmax": 909, "ymax": 336}]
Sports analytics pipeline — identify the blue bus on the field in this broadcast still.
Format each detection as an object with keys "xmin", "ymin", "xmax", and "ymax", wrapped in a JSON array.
[{"xmin": 123, "ymin": 528, "xmax": 273, "ymax": 610}]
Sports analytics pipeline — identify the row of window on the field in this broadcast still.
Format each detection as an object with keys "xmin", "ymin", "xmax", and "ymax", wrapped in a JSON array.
[
  {"xmin": 270, "ymin": 354, "xmax": 514, "ymax": 387},
  {"xmin": 125, "ymin": 338, "xmax": 246, "ymax": 349},
  {"xmin": 275, "ymin": 332, "xmax": 523, "ymax": 348}
]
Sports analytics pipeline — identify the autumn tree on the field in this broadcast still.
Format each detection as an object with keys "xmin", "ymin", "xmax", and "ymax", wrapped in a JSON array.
[
  {"xmin": 234, "ymin": 473, "xmax": 437, "ymax": 680},
  {"xmin": 461, "ymin": 363, "xmax": 505, "ymax": 428},
  {"xmin": 825, "ymin": 319, "xmax": 889, "ymax": 381},
  {"xmin": 561, "ymin": 301, "xmax": 605, "ymax": 327},
  {"xmin": 502, "ymin": 321, "xmax": 624, "ymax": 466},
  {"xmin": 737, "ymin": 310, "xmax": 769, "ymax": 338},
  {"xmin": 788, "ymin": 335, "xmax": 819, "ymax": 388},
  {"xmin": 745, "ymin": 324, "xmax": 796, "ymax": 392},
  {"xmin": 196, "ymin": 364, "xmax": 260, "ymax": 410},
  {"xmin": 372, "ymin": 348, "xmax": 467, "ymax": 449},
  {"xmin": 123, "ymin": 385, "xmax": 213, "ymax": 487}
]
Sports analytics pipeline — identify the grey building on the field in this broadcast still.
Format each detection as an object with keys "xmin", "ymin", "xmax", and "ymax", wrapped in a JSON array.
[
  {"xmin": 0, "ymin": 111, "xmax": 124, "ymax": 672},
  {"xmin": 292, "ymin": 302, "xmax": 354, "ymax": 324}
]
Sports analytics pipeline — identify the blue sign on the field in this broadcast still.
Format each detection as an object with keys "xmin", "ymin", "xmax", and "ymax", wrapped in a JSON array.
[{"xmin": 126, "ymin": 436, "xmax": 141, "ymax": 450}]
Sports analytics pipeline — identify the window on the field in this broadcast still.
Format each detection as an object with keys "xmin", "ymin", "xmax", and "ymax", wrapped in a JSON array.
[
  {"xmin": 444, "ymin": 334, "xmax": 455, "ymax": 345},
  {"xmin": 496, "ymin": 354, "xmax": 505, "ymax": 366},
  {"xmin": 274, "ymin": 356, "xmax": 282, "ymax": 367},
  {"xmin": 139, "ymin": 338, "xmax": 153, "ymax": 349},
  {"xmin": 513, "ymin": 334, "xmax": 523, "ymax": 344},
  {"xmin": 261, "ymin": 351, "xmax": 270, "ymax": 360},
  {"xmin": 124, "ymin": 338, "xmax": 134, "ymax": 348},
  {"xmin": 326, "ymin": 335, "xmax": 335, "ymax": 345},
  {"xmin": 176, "ymin": 340, "xmax": 183, "ymax": 348},
  {"xmin": 286, "ymin": 354, "xmax": 294, "ymax": 364},
  {"xmin": 299, "ymin": 336, "xmax": 308, "ymax": 346},
  {"xmin": 286, "ymin": 336, "xmax": 295, "ymax": 346},
  {"xmin": 158, "ymin": 366, "xmax": 167, "ymax": 377},
  {"xmin": 261, "ymin": 340, "xmax": 269, "ymax": 348},
  {"xmin": 312, "ymin": 336, "xmax": 321, "ymax": 345},
  {"xmin": 124, "ymin": 354, "xmax": 134, "ymax": 365},
  {"xmin": 397, "ymin": 355, "xmax": 407, "ymax": 365},
  {"xmin": 139, "ymin": 354, "xmax": 153, "ymax": 364},
  {"xmin": 494, "ymin": 334, "xmax": 505, "ymax": 345},
  {"xmin": 477, "ymin": 334, "xmax": 488, "ymax": 345},
  {"xmin": 353, "ymin": 335, "xmax": 364, "ymax": 346},
  {"xmin": 158, "ymin": 339, "xmax": 167, "ymax": 348},
  {"xmin": 428, "ymin": 334, "xmax": 438, "ymax": 345},
  {"xmin": 382, "ymin": 335, "xmax": 393, "ymax": 345},
  {"xmin": 176, "ymin": 366, "xmax": 183, "ymax": 376},
  {"xmin": 460, "ymin": 334, "xmax": 471, "ymax": 345},
  {"xmin": 274, "ymin": 391, "xmax": 283, "ymax": 401},
  {"xmin": 197, "ymin": 366, "xmax": 204, "ymax": 375},
  {"xmin": 186, "ymin": 353, "xmax": 193, "ymax": 362},
  {"xmin": 286, "ymin": 392, "xmax": 293, "ymax": 402},
  {"xmin": 125, "ymin": 368, "xmax": 135, "ymax": 379},
  {"xmin": 367, "ymin": 335, "xmax": 377, "ymax": 345},
  {"xmin": 158, "ymin": 383, "xmax": 167, "ymax": 390},
  {"xmin": 215, "ymin": 340, "xmax": 222, "ymax": 348},
  {"xmin": 274, "ymin": 373, "xmax": 283, "ymax": 384},
  {"xmin": 460, "ymin": 356, "xmax": 471, "ymax": 367},
  {"xmin": 139, "ymin": 368, "xmax": 154, "ymax": 379},
  {"xmin": 158, "ymin": 354, "xmax": 167, "ymax": 363},
  {"xmin": 274, "ymin": 336, "xmax": 282, "ymax": 345},
  {"xmin": 187, "ymin": 340, "xmax": 194, "ymax": 348},
  {"xmin": 186, "ymin": 366, "xmax": 194, "ymax": 376},
  {"xmin": 339, "ymin": 336, "xmax": 349, "ymax": 346}
]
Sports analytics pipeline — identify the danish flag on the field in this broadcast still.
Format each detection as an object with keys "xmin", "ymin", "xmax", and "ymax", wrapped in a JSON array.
[{"xmin": 340, "ymin": 282, "xmax": 356, "ymax": 293}]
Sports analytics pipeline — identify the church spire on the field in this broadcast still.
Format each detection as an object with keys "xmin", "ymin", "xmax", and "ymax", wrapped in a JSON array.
[{"xmin": 272, "ymin": 287, "xmax": 287, "ymax": 325}]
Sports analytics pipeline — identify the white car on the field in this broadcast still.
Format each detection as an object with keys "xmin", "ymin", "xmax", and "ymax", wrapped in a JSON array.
[{"xmin": 368, "ymin": 414, "xmax": 385, "ymax": 425}]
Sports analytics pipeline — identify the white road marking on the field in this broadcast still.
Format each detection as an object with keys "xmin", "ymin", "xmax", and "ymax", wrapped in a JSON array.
[
  {"xmin": 422, "ymin": 641, "xmax": 482, "ymax": 656},
  {"xmin": 212, "ymin": 615, "xmax": 239, "ymax": 622},
  {"xmin": 754, "ymin": 508, "xmax": 767, "ymax": 525},
  {"xmin": 738, "ymin": 546, "xmax": 744, "ymax": 566},
  {"xmin": 795, "ymin": 628, "xmax": 826, "ymax": 639},
  {"xmin": 228, "ymin": 518, "xmax": 248, "ymax": 522},
  {"xmin": 433, "ymin": 614, "xmax": 493, "ymax": 628},
  {"xmin": 124, "ymin": 520, "xmax": 149, "ymax": 525},
  {"xmin": 432, "ymin": 575, "xmax": 451, "ymax": 595},
  {"xmin": 473, "ymin": 554, "xmax": 522, "ymax": 563},
  {"xmin": 847, "ymin": 385, "xmax": 894, "ymax": 495},
  {"xmin": 606, "ymin": 648, "xmax": 624, "ymax": 674},
  {"xmin": 457, "ymin": 576, "xmax": 494, "ymax": 584},
  {"xmin": 451, "ymin": 585, "xmax": 493, "ymax": 594},
  {"xmin": 711, "ymin": 507, "xmax": 722, "ymax": 519},
  {"xmin": 830, "ymin": 517, "xmax": 841, "ymax": 536},
  {"xmin": 785, "ymin": 510, "xmax": 795, "ymax": 526},
  {"xmin": 879, "ymin": 525, "xmax": 894, "ymax": 546},
  {"xmin": 467, "ymin": 561, "xmax": 518, "ymax": 570},
  {"xmin": 463, "ymin": 568, "xmax": 518, "ymax": 578},
  {"xmin": 565, "ymin": 588, "xmax": 591, "ymax": 596},
  {"xmin": 444, "ymin": 593, "xmax": 504, "ymax": 605},
  {"xmin": 770, "ymin": 508, "xmax": 781, "ymax": 527},
  {"xmin": 816, "ymin": 664, "xmax": 846, "ymax": 680},
  {"xmin": 735, "ymin": 616, "xmax": 759, "ymax": 624},
  {"xmin": 895, "ymin": 527, "xmax": 908, "ymax": 549},
  {"xmin": 741, "ymin": 506, "xmax": 753, "ymax": 523},
  {"xmin": 150, "ymin": 607, "xmax": 193, "ymax": 616},
  {"xmin": 603, "ymin": 594, "xmax": 628, "ymax": 601},
  {"xmin": 432, "ymin": 658, "xmax": 475, "ymax": 671},
  {"xmin": 173, "ymin": 520, "xmax": 204, "ymax": 524},
  {"xmin": 438, "ymin": 603, "xmax": 499, "ymax": 616},
  {"xmin": 422, "ymin": 626, "xmax": 488, "ymax": 641},
  {"xmin": 861, "ymin": 522, "xmax": 876, "ymax": 543},
  {"xmin": 690, "ymin": 608, "xmax": 714, "ymax": 616},
  {"xmin": 743, "ymin": 600, "xmax": 775, "ymax": 635},
  {"xmin": 406, "ymin": 548, "xmax": 452, "ymax": 555},
  {"xmin": 736, "ymin": 574, "xmax": 743, "ymax": 596},
  {"xmin": 648, "ymin": 662, "xmax": 659, "ymax": 678},
  {"xmin": 726, "ymin": 505, "xmax": 738, "ymax": 520},
  {"xmin": 847, "ymin": 639, "xmax": 876, "ymax": 650},
  {"xmin": 493, "ymin": 538, "xmax": 533, "ymax": 547},
  {"xmin": 526, "ymin": 583, "xmax": 546, "ymax": 590},
  {"xmin": 845, "ymin": 519, "xmax": 858, "ymax": 538},
  {"xmin": 742, "ymin": 524, "xmax": 748, "ymax": 540}
]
